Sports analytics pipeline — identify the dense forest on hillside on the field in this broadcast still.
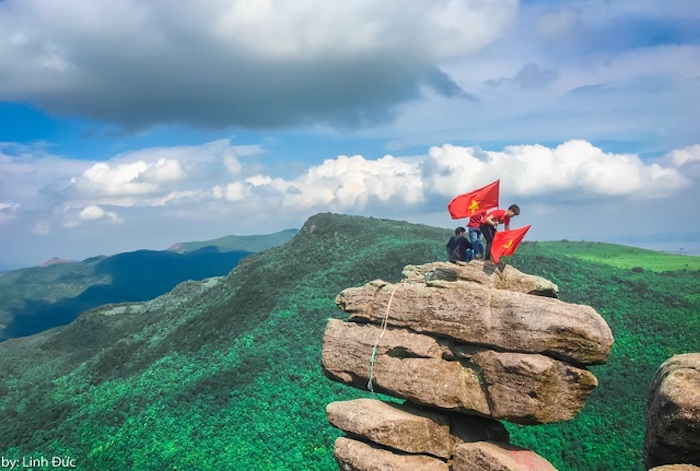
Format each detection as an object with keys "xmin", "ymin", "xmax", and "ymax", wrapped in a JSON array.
[
  {"xmin": 0, "ymin": 213, "xmax": 698, "ymax": 470},
  {"xmin": 0, "ymin": 229, "xmax": 297, "ymax": 341},
  {"xmin": 506, "ymin": 243, "xmax": 700, "ymax": 469},
  {"xmin": 0, "ymin": 250, "xmax": 251, "ymax": 340}
]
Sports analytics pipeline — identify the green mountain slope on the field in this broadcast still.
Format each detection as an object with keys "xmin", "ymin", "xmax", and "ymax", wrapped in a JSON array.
[
  {"xmin": 506, "ymin": 243, "xmax": 700, "ymax": 469},
  {"xmin": 0, "ymin": 256, "xmax": 106, "ymax": 328},
  {"xmin": 0, "ymin": 230, "xmax": 296, "ymax": 341},
  {"xmin": 0, "ymin": 213, "xmax": 698, "ymax": 470}
]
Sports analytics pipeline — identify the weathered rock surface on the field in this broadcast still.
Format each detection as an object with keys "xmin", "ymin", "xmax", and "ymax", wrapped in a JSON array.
[
  {"xmin": 336, "ymin": 278, "xmax": 613, "ymax": 365},
  {"xmin": 401, "ymin": 261, "xmax": 559, "ymax": 298},
  {"xmin": 453, "ymin": 441, "xmax": 558, "ymax": 471},
  {"xmin": 644, "ymin": 353, "xmax": 700, "ymax": 469},
  {"xmin": 322, "ymin": 319, "xmax": 489, "ymax": 415},
  {"xmin": 333, "ymin": 436, "xmax": 449, "ymax": 471},
  {"xmin": 326, "ymin": 399, "xmax": 508, "ymax": 459},
  {"xmin": 472, "ymin": 350, "xmax": 598, "ymax": 424},
  {"xmin": 649, "ymin": 466, "xmax": 700, "ymax": 471},
  {"xmin": 322, "ymin": 319, "xmax": 597, "ymax": 424}
]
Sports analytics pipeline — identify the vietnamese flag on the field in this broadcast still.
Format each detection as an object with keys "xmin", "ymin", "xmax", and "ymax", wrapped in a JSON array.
[
  {"xmin": 447, "ymin": 180, "xmax": 500, "ymax": 219},
  {"xmin": 490, "ymin": 225, "xmax": 531, "ymax": 263}
]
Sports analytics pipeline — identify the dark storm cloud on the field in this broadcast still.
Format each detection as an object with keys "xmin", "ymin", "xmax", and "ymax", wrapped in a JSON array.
[{"xmin": 0, "ymin": 0, "xmax": 516, "ymax": 132}]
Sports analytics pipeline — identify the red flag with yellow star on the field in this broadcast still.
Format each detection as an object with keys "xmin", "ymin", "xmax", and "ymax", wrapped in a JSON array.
[
  {"xmin": 447, "ymin": 180, "xmax": 499, "ymax": 220},
  {"xmin": 490, "ymin": 225, "xmax": 531, "ymax": 263}
]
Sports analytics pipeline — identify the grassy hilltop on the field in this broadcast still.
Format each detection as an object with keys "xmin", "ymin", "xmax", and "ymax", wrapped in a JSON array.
[
  {"xmin": 0, "ymin": 213, "xmax": 698, "ymax": 470},
  {"xmin": 525, "ymin": 240, "xmax": 700, "ymax": 272}
]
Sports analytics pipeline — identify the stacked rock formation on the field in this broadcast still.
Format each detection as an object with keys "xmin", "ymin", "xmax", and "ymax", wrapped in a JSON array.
[
  {"xmin": 645, "ymin": 353, "xmax": 700, "ymax": 470},
  {"xmin": 321, "ymin": 261, "xmax": 614, "ymax": 471}
]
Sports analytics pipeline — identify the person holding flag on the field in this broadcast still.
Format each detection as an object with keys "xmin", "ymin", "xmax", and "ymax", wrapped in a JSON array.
[
  {"xmin": 447, "ymin": 180, "xmax": 500, "ymax": 260},
  {"xmin": 479, "ymin": 204, "xmax": 521, "ymax": 261}
]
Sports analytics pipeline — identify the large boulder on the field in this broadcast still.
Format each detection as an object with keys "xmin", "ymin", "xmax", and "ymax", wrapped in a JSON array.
[
  {"xmin": 336, "ymin": 278, "xmax": 613, "ymax": 365},
  {"xmin": 326, "ymin": 399, "xmax": 508, "ymax": 459},
  {"xmin": 471, "ymin": 350, "xmax": 598, "ymax": 424},
  {"xmin": 453, "ymin": 441, "xmax": 558, "ymax": 471},
  {"xmin": 327, "ymin": 399, "xmax": 455, "ymax": 459},
  {"xmin": 322, "ymin": 319, "xmax": 597, "ymax": 424},
  {"xmin": 322, "ymin": 319, "xmax": 489, "ymax": 415},
  {"xmin": 333, "ymin": 436, "xmax": 449, "ymax": 471},
  {"xmin": 644, "ymin": 354, "xmax": 700, "ymax": 469}
]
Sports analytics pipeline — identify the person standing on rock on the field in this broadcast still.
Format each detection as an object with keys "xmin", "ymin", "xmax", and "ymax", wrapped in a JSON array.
[
  {"xmin": 480, "ymin": 204, "xmax": 520, "ymax": 261},
  {"xmin": 446, "ymin": 226, "xmax": 473, "ymax": 263}
]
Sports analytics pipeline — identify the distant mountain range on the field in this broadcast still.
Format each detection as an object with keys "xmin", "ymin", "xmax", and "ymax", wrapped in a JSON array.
[
  {"xmin": 0, "ymin": 213, "xmax": 697, "ymax": 470},
  {"xmin": 167, "ymin": 228, "xmax": 298, "ymax": 254},
  {"xmin": 0, "ymin": 229, "xmax": 297, "ymax": 341}
]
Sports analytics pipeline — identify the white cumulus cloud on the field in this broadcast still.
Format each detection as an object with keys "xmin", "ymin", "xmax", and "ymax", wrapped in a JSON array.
[
  {"xmin": 224, "ymin": 182, "xmax": 251, "ymax": 203},
  {"xmin": 68, "ymin": 205, "xmax": 123, "ymax": 226},
  {"xmin": 668, "ymin": 144, "xmax": 700, "ymax": 167},
  {"xmin": 2, "ymin": 137, "xmax": 698, "ymax": 260},
  {"xmin": 71, "ymin": 157, "xmax": 185, "ymax": 198},
  {"xmin": 427, "ymin": 140, "xmax": 690, "ymax": 200},
  {"xmin": 0, "ymin": 202, "xmax": 21, "ymax": 223},
  {"xmin": 265, "ymin": 154, "xmax": 424, "ymax": 211},
  {"xmin": 79, "ymin": 205, "xmax": 107, "ymax": 221},
  {"xmin": 666, "ymin": 144, "xmax": 700, "ymax": 178}
]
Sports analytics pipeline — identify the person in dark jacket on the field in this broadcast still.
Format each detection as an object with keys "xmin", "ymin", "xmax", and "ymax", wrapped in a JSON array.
[{"xmin": 446, "ymin": 226, "xmax": 473, "ymax": 263}]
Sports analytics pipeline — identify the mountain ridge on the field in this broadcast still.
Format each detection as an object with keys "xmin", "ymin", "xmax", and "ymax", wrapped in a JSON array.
[
  {"xmin": 167, "ymin": 228, "xmax": 298, "ymax": 254},
  {"xmin": 0, "ymin": 229, "xmax": 297, "ymax": 341},
  {"xmin": 1, "ymin": 212, "xmax": 698, "ymax": 470}
]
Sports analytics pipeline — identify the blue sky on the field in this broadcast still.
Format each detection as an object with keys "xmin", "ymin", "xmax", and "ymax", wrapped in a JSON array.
[{"xmin": 1, "ymin": 0, "xmax": 699, "ymax": 269}]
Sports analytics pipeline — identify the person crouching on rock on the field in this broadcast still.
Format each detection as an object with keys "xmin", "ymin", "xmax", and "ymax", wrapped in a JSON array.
[{"xmin": 446, "ymin": 226, "xmax": 473, "ymax": 263}]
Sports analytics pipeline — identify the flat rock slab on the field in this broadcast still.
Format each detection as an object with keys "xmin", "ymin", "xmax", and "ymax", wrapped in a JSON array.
[
  {"xmin": 336, "ymin": 278, "xmax": 613, "ymax": 365},
  {"xmin": 327, "ymin": 399, "xmax": 508, "ymax": 459},
  {"xmin": 453, "ymin": 441, "xmax": 558, "ymax": 471},
  {"xmin": 322, "ymin": 319, "xmax": 597, "ymax": 424},
  {"xmin": 402, "ymin": 261, "xmax": 559, "ymax": 298},
  {"xmin": 334, "ymin": 436, "xmax": 449, "ymax": 471},
  {"xmin": 645, "ymin": 353, "xmax": 700, "ymax": 469}
]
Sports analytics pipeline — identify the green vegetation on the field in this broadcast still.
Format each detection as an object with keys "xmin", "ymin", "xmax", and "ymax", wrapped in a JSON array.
[
  {"xmin": 0, "ymin": 228, "xmax": 296, "ymax": 340},
  {"xmin": 0, "ymin": 257, "xmax": 107, "ymax": 327},
  {"xmin": 525, "ymin": 240, "xmax": 700, "ymax": 272},
  {"xmin": 0, "ymin": 250, "xmax": 251, "ymax": 340},
  {"xmin": 505, "ymin": 244, "xmax": 700, "ymax": 470},
  {"xmin": 0, "ymin": 213, "xmax": 698, "ymax": 470}
]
